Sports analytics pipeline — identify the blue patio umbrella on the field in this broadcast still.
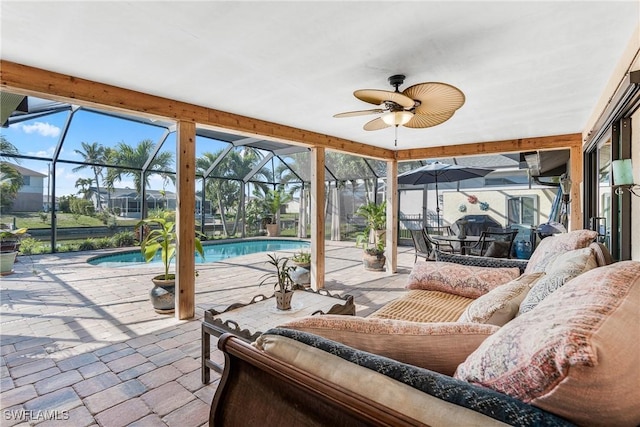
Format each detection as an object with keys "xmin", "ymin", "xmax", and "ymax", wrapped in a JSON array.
[{"xmin": 397, "ymin": 162, "xmax": 493, "ymax": 226}]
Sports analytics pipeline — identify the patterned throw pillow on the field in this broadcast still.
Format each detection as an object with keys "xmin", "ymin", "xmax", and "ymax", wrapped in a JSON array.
[
  {"xmin": 279, "ymin": 315, "xmax": 499, "ymax": 375},
  {"xmin": 406, "ymin": 261, "xmax": 521, "ymax": 299},
  {"xmin": 458, "ymin": 273, "xmax": 544, "ymax": 326},
  {"xmin": 455, "ymin": 261, "xmax": 640, "ymax": 427},
  {"xmin": 524, "ymin": 229, "xmax": 597, "ymax": 274},
  {"xmin": 518, "ymin": 247, "xmax": 597, "ymax": 315}
]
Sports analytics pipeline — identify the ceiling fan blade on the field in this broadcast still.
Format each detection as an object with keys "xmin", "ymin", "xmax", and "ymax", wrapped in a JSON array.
[
  {"xmin": 404, "ymin": 111, "xmax": 455, "ymax": 129},
  {"xmin": 354, "ymin": 89, "xmax": 415, "ymax": 108},
  {"xmin": 363, "ymin": 117, "xmax": 391, "ymax": 131},
  {"xmin": 402, "ymin": 82, "xmax": 465, "ymax": 115},
  {"xmin": 333, "ymin": 108, "xmax": 385, "ymax": 118}
]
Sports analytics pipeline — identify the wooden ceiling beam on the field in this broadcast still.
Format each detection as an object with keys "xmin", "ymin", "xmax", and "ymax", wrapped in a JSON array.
[
  {"xmin": 395, "ymin": 133, "xmax": 583, "ymax": 161},
  {"xmin": 0, "ymin": 60, "xmax": 394, "ymax": 160}
]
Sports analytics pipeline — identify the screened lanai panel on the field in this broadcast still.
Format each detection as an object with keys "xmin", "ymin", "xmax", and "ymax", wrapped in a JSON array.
[
  {"xmin": 2, "ymin": 109, "xmax": 69, "ymax": 160},
  {"xmin": 325, "ymin": 152, "xmax": 377, "ymax": 181},
  {"xmin": 398, "ymin": 160, "xmax": 424, "ymax": 174},
  {"xmin": 365, "ymin": 159, "xmax": 386, "ymax": 177},
  {"xmin": 56, "ymin": 110, "xmax": 169, "ymax": 167},
  {"xmin": 195, "ymin": 136, "xmax": 232, "ymax": 178},
  {"xmin": 209, "ymin": 146, "xmax": 265, "ymax": 180},
  {"xmin": 281, "ymin": 151, "xmax": 311, "ymax": 182}
]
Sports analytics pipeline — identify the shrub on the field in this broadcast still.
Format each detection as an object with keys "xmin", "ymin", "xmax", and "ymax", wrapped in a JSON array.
[
  {"xmin": 95, "ymin": 237, "xmax": 114, "ymax": 249},
  {"xmin": 78, "ymin": 239, "xmax": 97, "ymax": 251},
  {"xmin": 38, "ymin": 211, "xmax": 48, "ymax": 223},
  {"xmin": 113, "ymin": 231, "xmax": 136, "ymax": 247},
  {"xmin": 18, "ymin": 237, "xmax": 41, "ymax": 255}
]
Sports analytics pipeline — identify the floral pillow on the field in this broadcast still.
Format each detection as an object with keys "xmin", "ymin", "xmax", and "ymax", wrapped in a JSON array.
[
  {"xmin": 458, "ymin": 273, "xmax": 544, "ymax": 326},
  {"xmin": 518, "ymin": 247, "xmax": 597, "ymax": 315},
  {"xmin": 524, "ymin": 229, "xmax": 597, "ymax": 274},
  {"xmin": 406, "ymin": 261, "xmax": 521, "ymax": 299},
  {"xmin": 455, "ymin": 261, "xmax": 640, "ymax": 426}
]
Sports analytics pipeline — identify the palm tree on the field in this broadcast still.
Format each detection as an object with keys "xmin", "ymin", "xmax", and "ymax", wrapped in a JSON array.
[
  {"xmin": 75, "ymin": 177, "xmax": 94, "ymax": 199},
  {"xmin": 108, "ymin": 139, "xmax": 174, "ymax": 196},
  {"xmin": 73, "ymin": 142, "xmax": 105, "ymax": 211},
  {"xmin": 0, "ymin": 137, "xmax": 24, "ymax": 211}
]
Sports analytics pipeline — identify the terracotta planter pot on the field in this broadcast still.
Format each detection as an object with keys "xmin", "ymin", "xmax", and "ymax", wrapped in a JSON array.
[
  {"xmin": 362, "ymin": 251, "xmax": 386, "ymax": 271},
  {"xmin": 0, "ymin": 251, "xmax": 17, "ymax": 276},
  {"xmin": 150, "ymin": 275, "xmax": 175, "ymax": 314},
  {"xmin": 266, "ymin": 224, "xmax": 279, "ymax": 237},
  {"xmin": 274, "ymin": 290, "xmax": 293, "ymax": 310}
]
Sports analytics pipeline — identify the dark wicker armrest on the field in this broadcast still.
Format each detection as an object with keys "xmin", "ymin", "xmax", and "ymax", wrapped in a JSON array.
[{"xmin": 434, "ymin": 250, "xmax": 529, "ymax": 274}]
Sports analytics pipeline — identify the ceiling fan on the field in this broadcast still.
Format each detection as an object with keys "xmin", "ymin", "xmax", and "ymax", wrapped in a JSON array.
[{"xmin": 334, "ymin": 74, "xmax": 465, "ymax": 131}]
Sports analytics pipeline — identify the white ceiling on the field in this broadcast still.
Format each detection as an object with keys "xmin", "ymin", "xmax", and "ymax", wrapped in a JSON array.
[{"xmin": 1, "ymin": 1, "xmax": 638, "ymax": 151}]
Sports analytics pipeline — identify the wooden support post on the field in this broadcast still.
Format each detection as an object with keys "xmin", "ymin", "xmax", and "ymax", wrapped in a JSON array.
[
  {"xmin": 310, "ymin": 147, "xmax": 325, "ymax": 290},
  {"xmin": 175, "ymin": 120, "xmax": 197, "ymax": 320},
  {"xmin": 386, "ymin": 159, "xmax": 398, "ymax": 274},
  {"xmin": 569, "ymin": 143, "xmax": 583, "ymax": 231}
]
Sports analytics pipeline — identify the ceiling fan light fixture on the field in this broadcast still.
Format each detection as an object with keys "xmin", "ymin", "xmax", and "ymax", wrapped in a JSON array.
[{"xmin": 381, "ymin": 110, "xmax": 413, "ymax": 126}]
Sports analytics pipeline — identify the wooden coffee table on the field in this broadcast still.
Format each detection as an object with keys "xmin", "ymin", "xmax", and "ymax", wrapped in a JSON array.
[{"xmin": 201, "ymin": 288, "xmax": 355, "ymax": 383}]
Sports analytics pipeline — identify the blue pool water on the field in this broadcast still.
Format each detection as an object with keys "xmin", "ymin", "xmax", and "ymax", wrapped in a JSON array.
[{"xmin": 88, "ymin": 239, "xmax": 310, "ymax": 267}]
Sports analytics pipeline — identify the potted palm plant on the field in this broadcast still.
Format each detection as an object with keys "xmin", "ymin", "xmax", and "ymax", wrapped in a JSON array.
[
  {"xmin": 259, "ymin": 253, "xmax": 295, "ymax": 310},
  {"xmin": 0, "ymin": 227, "xmax": 28, "ymax": 275},
  {"xmin": 137, "ymin": 217, "xmax": 204, "ymax": 313},
  {"xmin": 355, "ymin": 201, "xmax": 386, "ymax": 271},
  {"xmin": 261, "ymin": 188, "xmax": 292, "ymax": 237}
]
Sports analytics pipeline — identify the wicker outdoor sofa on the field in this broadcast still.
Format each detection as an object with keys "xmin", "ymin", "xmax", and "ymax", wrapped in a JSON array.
[{"xmin": 209, "ymin": 231, "xmax": 640, "ymax": 427}]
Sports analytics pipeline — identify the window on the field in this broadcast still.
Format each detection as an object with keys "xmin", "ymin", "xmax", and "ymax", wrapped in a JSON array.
[
  {"xmin": 22, "ymin": 176, "xmax": 30, "ymax": 186},
  {"xmin": 506, "ymin": 195, "xmax": 537, "ymax": 226}
]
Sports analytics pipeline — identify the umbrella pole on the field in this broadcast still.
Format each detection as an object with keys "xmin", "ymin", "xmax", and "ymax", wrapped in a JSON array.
[{"xmin": 435, "ymin": 178, "xmax": 441, "ymax": 227}]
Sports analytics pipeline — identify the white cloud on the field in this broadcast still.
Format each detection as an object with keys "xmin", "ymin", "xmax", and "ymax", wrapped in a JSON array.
[
  {"xmin": 18, "ymin": 122, "xmax": 61, "ymax": 138},
  {"xmin": 26, "ymin": 145, "xmax": 56, "ymax": 158}
]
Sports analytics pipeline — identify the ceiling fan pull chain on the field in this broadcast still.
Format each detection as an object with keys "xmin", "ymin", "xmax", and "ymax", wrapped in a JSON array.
[{"xmin": 394, "ymin": 125, "xmax": 399, "ymax": 147}]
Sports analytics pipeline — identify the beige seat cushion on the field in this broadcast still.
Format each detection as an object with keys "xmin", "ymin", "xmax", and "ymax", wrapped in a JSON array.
[
  {"xmin": 407, "ymin": 261, "xmax": 521, "ymax": 299},
  {"xmin": 455, "ymin": 261, "xmax": 640, "ymax": 427},
  {"xmin": 370, "ymin": 290, "xmax": 473, "ymax": 323},
  {"xmin": 278, "ymin": 315, "xmax": 499, "ymax": 376},
  {"xmin": 458, "ymin": 273, "xmax": 544, "ymax": 326}
]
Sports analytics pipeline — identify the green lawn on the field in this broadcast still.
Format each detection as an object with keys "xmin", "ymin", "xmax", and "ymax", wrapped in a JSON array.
[{"xmin": 0, "ymin": 212, "xmax": 139, "ymax": 229}]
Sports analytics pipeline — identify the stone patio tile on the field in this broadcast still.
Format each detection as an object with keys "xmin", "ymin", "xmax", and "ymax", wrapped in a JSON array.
[
  {"xmin": 176, "ymin": 341, "xmax": 200, "ymax": 358},
  {"xmin": 163, "ymin": 397, "xmax": 209, "ymax": 427},
  {"xmin": 137, "ymin": 343, "xmax": 164, "ymax": 357},
  {"xmin": 37, "ymin": 406, "xmax": 95, "ymax": 427},
  {"xmin": 117, "ymin": 361, "xmax": 157, "ymax": 381},
  {"xmin": 13, "ymin": 366, "xmax": 61, "ymax": 387},
  {"xmin": 99, "ymin": 347, "xmax": 135, "ymax": 363},
  {"xmin": 94, "ymin": 398, "xmax": 150, "ymax": 427},
  {"xmin": 0, "ymin": 343, "xmax": 16, "ymax": 355},
  {"xmin": 56, "ymin": 353, "xmax": 100, "ymax": 372},
  {"xmin": 4, "ymin": 347, "xmax": 49, "ymax": 368},
  {"xmin": 24, "ymin": 386, "xmax": 82, "ymax": 413},
  {"xmin": 83, "ymin": 379, "xmax": 147, "ymax": 414},
  {"xmin": 93, "ymin": 342, "xmax": 128, "ymax": 357},
  {"xmin": 1, "ymin": 375, "xmax": 14, "ymax": 391},
  {"xmin": 9, "ymin": 359, "xmax": 56, "ymax": 379},
  {"xmin": 77, "ymin": 361, "xmax": 110, "ymax": 379},
  {"xmin": 139, "ymin": 365, "xmax": 182, "ymax": 389},
  {"xmin": 0, "ymin": 404, "xmax": 28, "ymax": 426},
  {"xmin": 0, "ymin": 384, "xmax": 37, "ymax": 409},
  {"xmin": 106, "ymin": 353, "xmax": 148, "ymax": 373},
  {"xmin": 171, "ymin": 357, "xmax": 200, "ymax": 374},
  {"xmin": 156, "ymin": 338, "xmax": 181, "ymax": 350},
  {"xmin": 129, "ymin": 414, "xmax": 168, "ymax": 427},
  {"xmin": 156, "ymin": 329, "xmax": 182, "ymax": 340},
  {"xmin": 126, "ymin": 334, "xmax": 160, "ymax": 349},
  {"xmin": 194, "ymin": 382, "xmax": 218, "ymax": 405},
  {"xmin": 141, "ymin": 382, "xmax": 194, "ymax": 417},
  {"xmin": 34, "ymin": 369, "xmax": 83, "ymax": 394},
  {"xmin": 176, "ymin": 369, "xmax": 204, "ymax": 393},
  {"xmin": 73, "ymin": 372, "xmax": 121, "ymax": 398},
  {"xmin": 148, "ymin": 349, "xmax": 185, "ymax": 367}
]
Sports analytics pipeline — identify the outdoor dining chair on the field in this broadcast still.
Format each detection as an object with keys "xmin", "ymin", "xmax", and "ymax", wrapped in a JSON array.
[
  {"xmin": 424, "ymin": 226, "xmax": 457, "ymax": 253},
  {"xmin": 466, "ymin": 229, "xmax": 518, "ymax": 258},
  {"xmin": 409, "ymin": 229, "xmax": 435, "ymax": 262}
]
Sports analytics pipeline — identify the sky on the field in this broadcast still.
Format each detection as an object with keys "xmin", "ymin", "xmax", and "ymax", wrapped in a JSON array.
[{"xmin": 1, "ymin": 106, "xmax": 228, "ymax": 198}]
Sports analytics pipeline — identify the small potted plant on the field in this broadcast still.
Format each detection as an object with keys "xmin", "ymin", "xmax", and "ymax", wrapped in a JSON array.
[
  {"xmin": 137, "ymin": 216, "xmax": 204, "ymax": 314},
  {"xmin": 0, "ymin": 227, "xmax": 28, "ymax": 275},
  {"xmin": 355, "ymin": 201, "xmax": 386, "ymax": 271},
  {"xmin": 259, "ymin": 253, "xmax": 295, "ymax": 310},
  {"xmin": 290, "ymin": 250, "xmax": 311, "ymax": 269}
]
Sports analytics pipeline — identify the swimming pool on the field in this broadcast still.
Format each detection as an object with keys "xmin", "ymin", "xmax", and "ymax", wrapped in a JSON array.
[{"xmin": 88, "ymin": 239, "xmax": 310, "ymax": 267}]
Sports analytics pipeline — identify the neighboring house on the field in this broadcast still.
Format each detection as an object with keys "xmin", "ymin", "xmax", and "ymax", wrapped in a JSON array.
[
  {"xmin": 88, "ymin": 187, "xmax": 210, "ymax": 218},
  {"xmin": 3, "ymin": 163, "xmax": 46, "ymax": 212}
]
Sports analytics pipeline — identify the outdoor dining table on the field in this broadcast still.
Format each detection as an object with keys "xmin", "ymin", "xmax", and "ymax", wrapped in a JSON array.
[{"xmin": 431, "ymin": 234, "xmax": 493, "ymax": 256}]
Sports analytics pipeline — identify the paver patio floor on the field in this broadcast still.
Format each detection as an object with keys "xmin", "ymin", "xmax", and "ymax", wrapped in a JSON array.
[{"xmin": 0, "ymin": 240, "xmax": 415, "ymax": 426}]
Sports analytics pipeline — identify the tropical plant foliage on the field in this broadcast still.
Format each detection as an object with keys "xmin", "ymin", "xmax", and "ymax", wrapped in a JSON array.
[{"xmin": 259, "ymin": 253, "xmax": 295, "ymax": 293}]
